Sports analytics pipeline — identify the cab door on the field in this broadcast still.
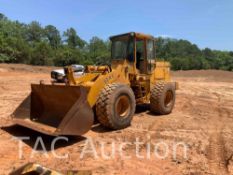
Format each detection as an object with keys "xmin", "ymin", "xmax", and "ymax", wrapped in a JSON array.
[
  {"xmin": 135, "ymin": 38, "xmax": 155, "ymax": 74},
  {"xmin": 135, "ymin": 38, "xmax": 146, "ymax": 74},
  {"xmin": 146, "ymin": 39, "xmax": 156, "ymax": 74}
]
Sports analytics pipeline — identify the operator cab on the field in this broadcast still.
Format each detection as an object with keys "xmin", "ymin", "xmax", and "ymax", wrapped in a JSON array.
[{"xmin": 110, "ymin": 32, "xmax": 156, "ymax": 74}]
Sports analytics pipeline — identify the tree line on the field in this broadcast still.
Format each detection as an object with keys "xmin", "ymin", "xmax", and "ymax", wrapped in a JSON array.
[
  {"xmin": 157, "ymin": 38, "xmax": 233, "ymax": 71},
  {"xmin": 0, "ymin": 13, "xmax": 233, "ymax": 71}
]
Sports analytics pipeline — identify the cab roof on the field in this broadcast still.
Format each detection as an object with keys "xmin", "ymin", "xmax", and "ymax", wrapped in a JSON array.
[{"xmin": 110, "ymin": 32, "xmax": 155, "ymax": 40}]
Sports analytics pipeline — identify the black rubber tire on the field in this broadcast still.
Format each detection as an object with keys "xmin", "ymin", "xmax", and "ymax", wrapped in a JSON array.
[
  {"xmin": 150, "ymin": 82, "xmax": 176, "ymax": 115},
  {"xmin": 96, "ymin": 83, "xmax": 136, "ymax": 129}
]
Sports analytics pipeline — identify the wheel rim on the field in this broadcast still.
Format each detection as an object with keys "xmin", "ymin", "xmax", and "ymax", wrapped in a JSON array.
[
  {"xmin": 115, "ymin": 95, "xmax": 130, "ymax": 118},
  {"xmin": 164, "ymin": 90, "xmax": 173, "ymax": 108}
]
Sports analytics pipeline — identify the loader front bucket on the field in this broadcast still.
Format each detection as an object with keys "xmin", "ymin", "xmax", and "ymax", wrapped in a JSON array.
[{"xmin": 11, "ymin": 84, "xmax": 94, "ymax": 136}]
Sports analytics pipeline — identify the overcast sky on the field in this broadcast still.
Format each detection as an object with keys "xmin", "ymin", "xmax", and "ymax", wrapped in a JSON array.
[{"xmin": 0, "ymin": 0, "xmax": 233, "ymax": 51}]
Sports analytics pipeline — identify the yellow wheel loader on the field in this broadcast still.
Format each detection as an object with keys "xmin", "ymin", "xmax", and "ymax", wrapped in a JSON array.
[{"xmin": 11, "ymin": 32, "xmax": 178, "ymax": 136}]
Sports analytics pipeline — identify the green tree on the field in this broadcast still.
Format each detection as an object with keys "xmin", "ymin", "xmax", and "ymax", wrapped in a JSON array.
[
  {"xmin": 63, "ymin": 28, "xmax": 85, "ymax": 48},
  {"xmin": 54, "ymin": 46, "xmax": 84, "ymax": 66},
  {"xmin": 30, "ymin": 42, "xmax": 53, "ymax": 65},
  {"xmin": 26, "ymin": 21, "xmax": 44, "ymax": 43},
  {"xmin": 44, "ymin": 25, "xmax": 61, "ymax": 48},
  {"xmin": 88, "ymin": 37, "xmax": 110, "ymax": 65},
  {"xmin": 0, "ymin": 13, "xmax": 7, "ymax": 21}
]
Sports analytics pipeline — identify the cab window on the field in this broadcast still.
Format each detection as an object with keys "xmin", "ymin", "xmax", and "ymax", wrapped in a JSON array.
[
  {"xmin": 147, "ymin": 40, "xmax": 155, "ymax": 60},
  {"xmin": 111, "ymin": 35, "xmax": 129, "ymax": 60},
  {"xmin": 136, "ymin": 39, "xmax": 145, "ymax": 61}
]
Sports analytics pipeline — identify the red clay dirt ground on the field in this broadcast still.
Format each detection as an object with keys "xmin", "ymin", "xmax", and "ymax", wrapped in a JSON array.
[{"xmin": 0, "ymin": 64, "xmax": 233, "ymax": 175}]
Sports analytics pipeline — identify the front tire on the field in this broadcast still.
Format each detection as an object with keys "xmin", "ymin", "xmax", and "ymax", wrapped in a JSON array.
[
  {"xmin": 150, "ymin": 82, "xmax": 176, "ymax": 115},
  {"xmin": 96, "ymin": 83, "xmax": 136, "ymax": 129}
]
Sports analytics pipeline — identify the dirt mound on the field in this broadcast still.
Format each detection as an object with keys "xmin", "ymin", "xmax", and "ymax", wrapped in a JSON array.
[
  {"xmin": 0, "ymin": 68, "xmax": 8, "ymax": 73},
  {"xmin": 172, "ymin": 69, "xmax": 233, "ymax": 82},
  {"xmin": 0, "ymin": 63, "xmax": 59, "ymax": 74}
]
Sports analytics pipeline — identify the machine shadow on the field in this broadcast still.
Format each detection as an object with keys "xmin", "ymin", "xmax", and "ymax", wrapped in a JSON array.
[
  {"xmin": 91, "ymin": 123, "xmax": 114, "ymax": 133},
  {"xmin": 136, "ymin": 104, "xmax": 162, "ymax": 116},
  {"xmin": 2, "ymin": 125, "xmax": 86, "ymax": 151},
  {"xmin": 135, "ymin": 104, "xmax": 149, "ymax": 114}
]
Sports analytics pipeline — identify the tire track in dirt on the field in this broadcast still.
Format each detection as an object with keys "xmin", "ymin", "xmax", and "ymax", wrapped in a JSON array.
[
  {"xmin": 207, "ymin": 94, "xmax": 229, "ymax": 175},
  {"xmin": 207, "ymin": 131, "xmax": 228, "ymax": 175}
]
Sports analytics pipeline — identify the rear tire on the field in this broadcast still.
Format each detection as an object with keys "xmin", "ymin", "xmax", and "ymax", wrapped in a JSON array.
[
  {"xmin": 96, "ymin": 83, "xmax": 136, "ymax": 129},
  {"xmin": 150, "ymin": 82, "xmax": 176, "ymax": 115}
]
